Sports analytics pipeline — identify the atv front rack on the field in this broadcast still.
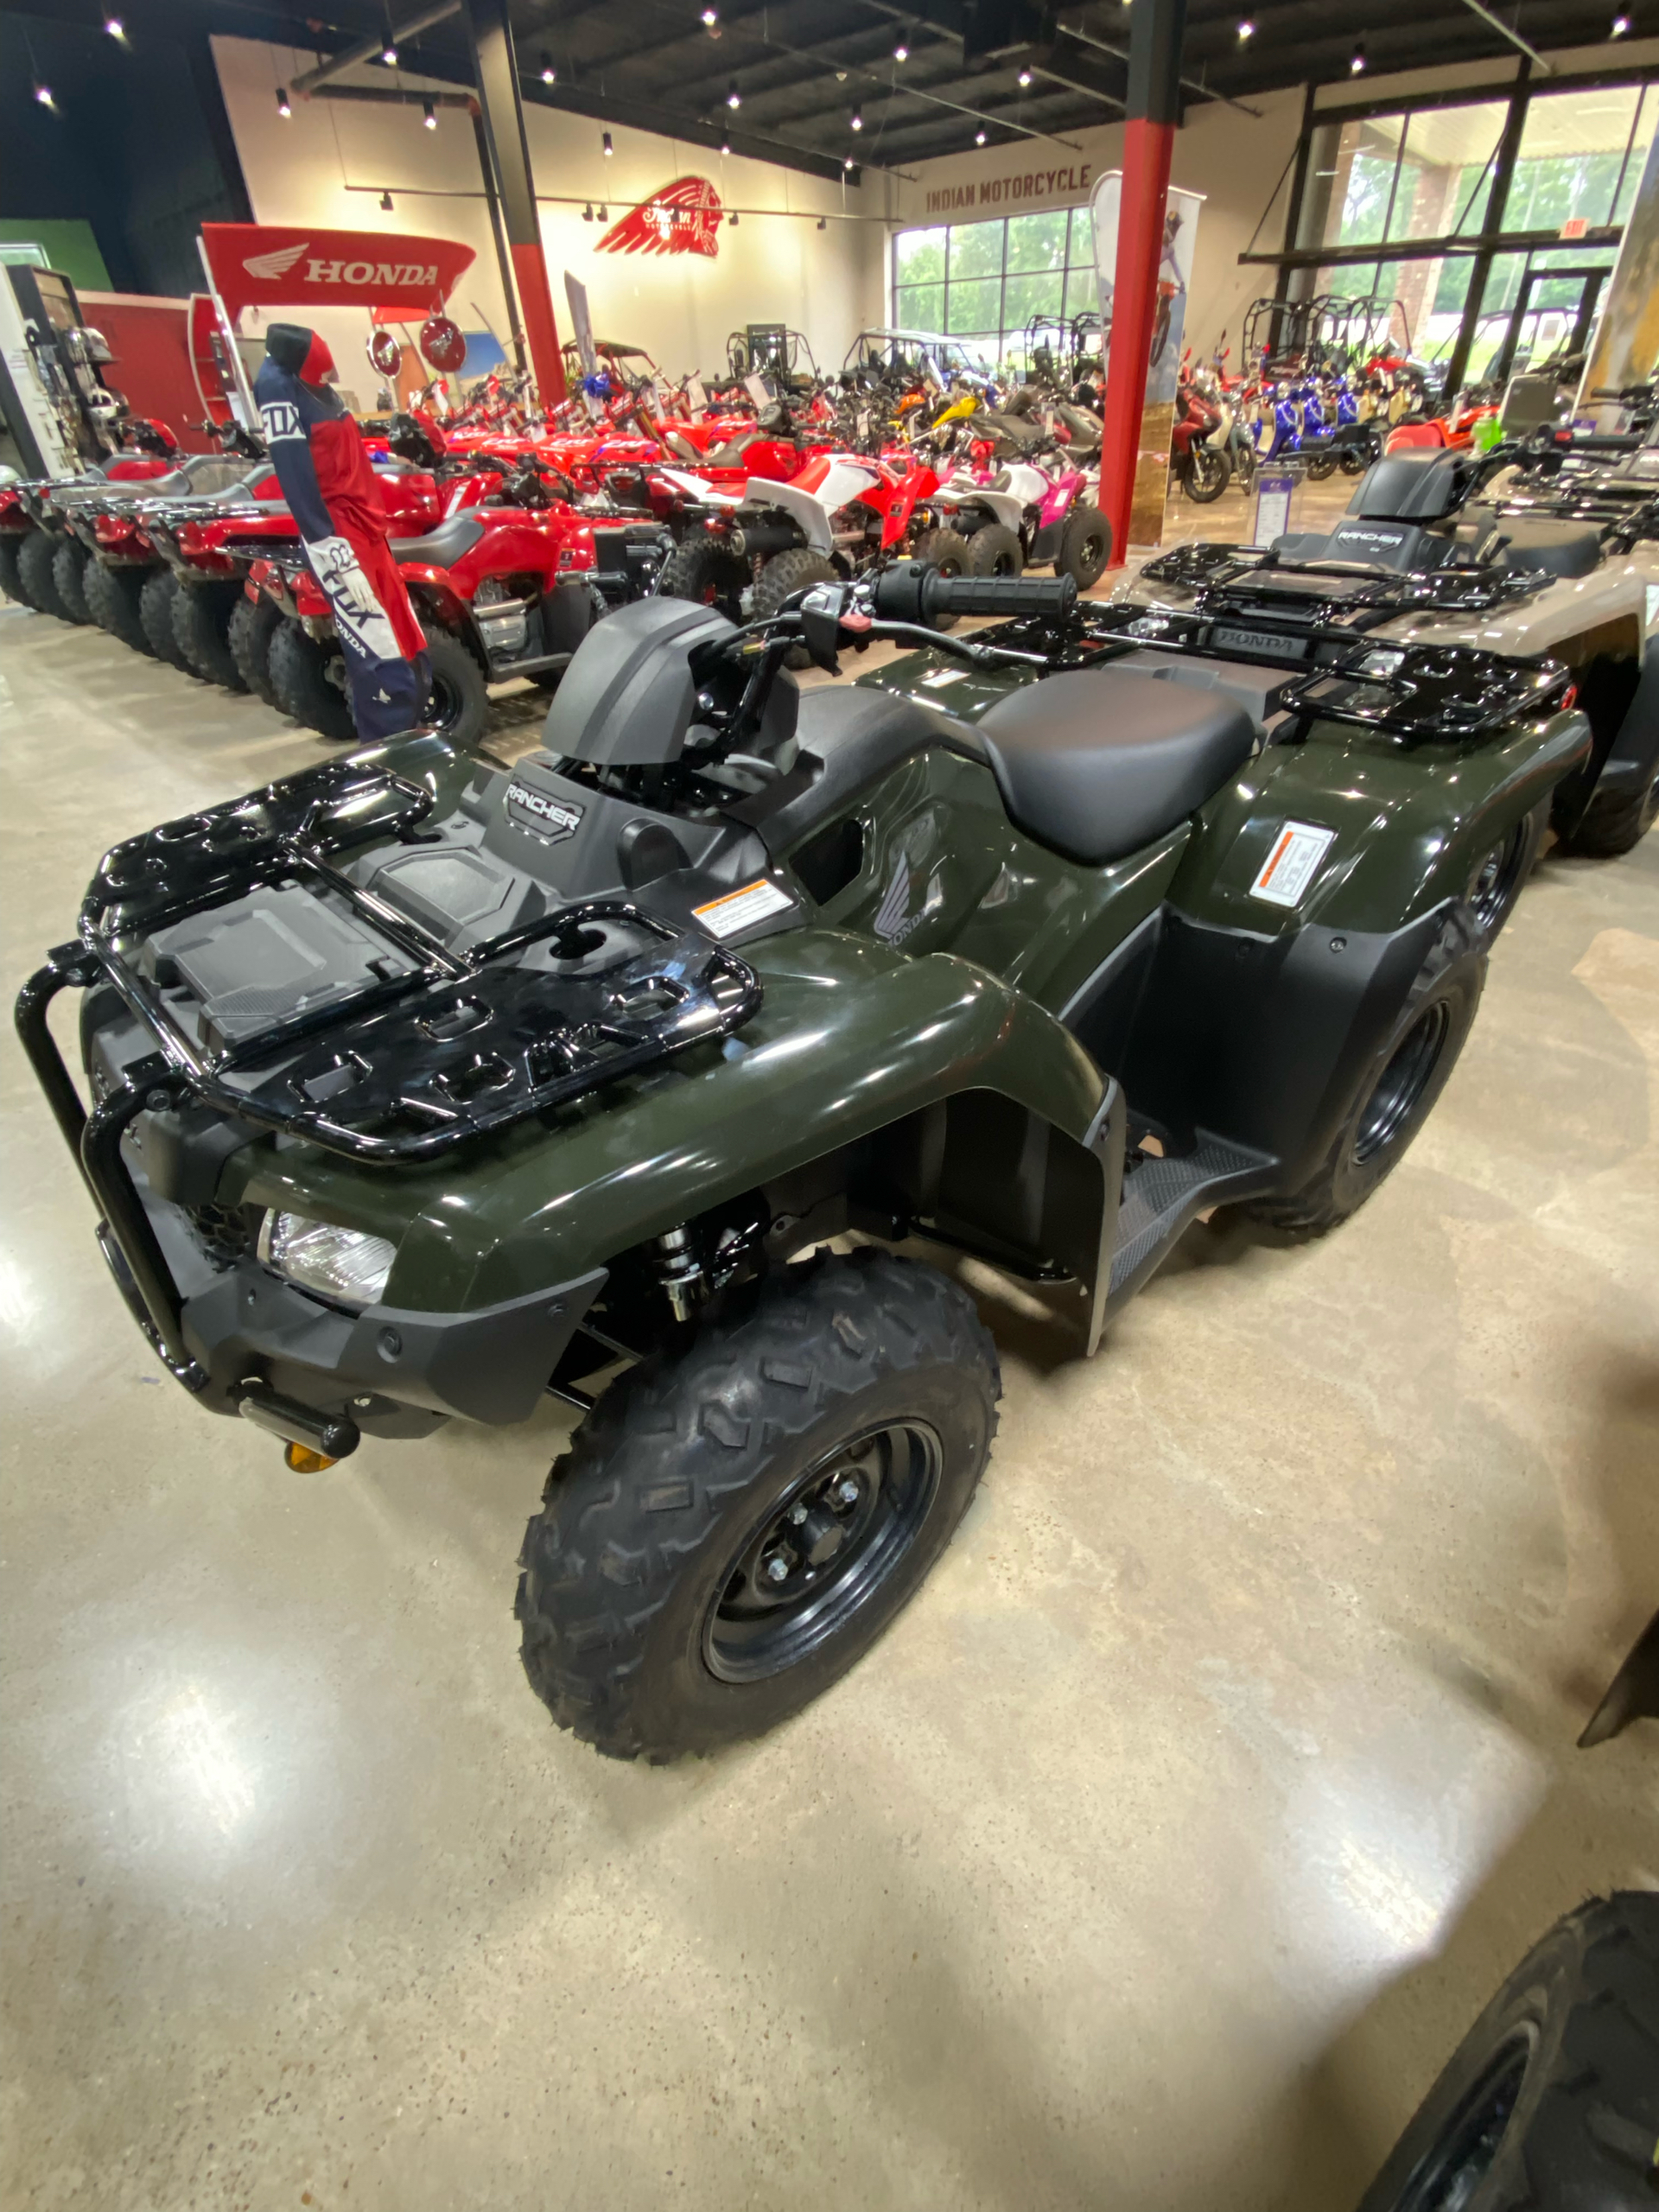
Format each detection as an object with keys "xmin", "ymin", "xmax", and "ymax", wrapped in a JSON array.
[
  {"xmin": 1135, "ymin": 540, "xmax": 1548, "ymax": 625},
  {"xmin": 973, "ymin": 603, "xmax": 1573, "ymax": 741}
]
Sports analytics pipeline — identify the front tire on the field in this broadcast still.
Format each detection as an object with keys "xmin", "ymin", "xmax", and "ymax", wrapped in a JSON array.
[
  {"xmin": 516, "ymin": 1250, "xmax": 1001, "ymax": 1760},
  {"xmin": 656, "ymin": 533, "xmax": 750, "ymax": 622},
  {"xmin": 172, "ymin": 578, "xmax": 249, "ymax": 690},
  {"xmin": 140, "ymin": 569, "xmax": 191, "ymax": 668},
  {"xmin": 1239, "ymin": 915, "xmax": 1484, "ymax": 1236},
  {"xmin": 420, "ymin": 624, "xmax": 490, "ymax": 747},
  {"xmin": 17, "ymin": 529, "xmax": 70, "ymax": 620},
  {"xmin": 227, "ymin": 593, "xmax": 282, "ymax": 703},
  {"xmin": 267, "ymin": 616, "xmax": 355, "ymax": 741},
  {"xmin": 0, "ymin": 535, "xmax": 24, "ymax": 606},
  {"xmin": 1185, "ymin": 444, "xmax": 1230, "ymax": 502},
  {"xmin": 1556, "ymin": 772, "xmax": 1659, "ymax": 859},
  {"xmin": 1357, "ymin": 1892, "xmax": 1659, "ymax": 2212},
  {"xmin": 83, "ymin": 558, "xmax": 154, "ymax": 652},
  {"xmin": 1058, "ymin": 501, "xmax": 1112, "ymax": 589},
  {"xmin": 52, "ymin": 537, "xmax": 93, "ymax": 623}
]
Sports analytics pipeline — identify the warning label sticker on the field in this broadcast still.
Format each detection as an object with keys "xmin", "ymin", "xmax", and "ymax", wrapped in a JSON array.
[
  {"xmin": 1250, "ymin": 821, "xmax": 1337, "ymax": 908},
  {"xmin": 692, "ymin": 877, "xmax": 795, "ymax": 940}
]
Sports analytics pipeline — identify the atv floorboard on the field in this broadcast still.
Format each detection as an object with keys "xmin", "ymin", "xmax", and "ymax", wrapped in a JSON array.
[{"xmin": 1108, "ymin": 1136, "xmax": 1274, "ymax": 1303}]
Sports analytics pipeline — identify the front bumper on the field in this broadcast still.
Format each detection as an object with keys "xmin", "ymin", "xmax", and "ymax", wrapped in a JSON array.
[{"xmin": 16, "ymin": 949, "xmax": 605, "ymax": 1446}]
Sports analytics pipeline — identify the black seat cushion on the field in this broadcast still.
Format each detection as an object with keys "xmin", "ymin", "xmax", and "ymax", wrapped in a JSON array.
[
  {"xmin": 975, "ymin": 668, "xmax": 1255, "ymax": 865},
  {"xmin": 387, "ymin": 512, "xmax": 486, "ymax": 566},
  {"xmin": 1492, "ymin": 518, "xmax": 1601, "ymax": 580}
]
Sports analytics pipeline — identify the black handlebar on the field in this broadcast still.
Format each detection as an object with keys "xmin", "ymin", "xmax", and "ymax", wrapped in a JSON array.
[{"xmin": 873, "ymin": 559, "xmax": 1079, "ymax": 624}]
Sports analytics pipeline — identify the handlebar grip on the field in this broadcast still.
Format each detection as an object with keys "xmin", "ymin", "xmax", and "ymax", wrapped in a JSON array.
[{"xmin": 872, "ymin": 559, "xmax": 1078, "ymax": 624}]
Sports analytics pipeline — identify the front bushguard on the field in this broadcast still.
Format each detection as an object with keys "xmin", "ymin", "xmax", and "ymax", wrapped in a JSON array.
[{"xmin": 234, "ymin": 926, "xmax": 1127, "ymax": 1351}]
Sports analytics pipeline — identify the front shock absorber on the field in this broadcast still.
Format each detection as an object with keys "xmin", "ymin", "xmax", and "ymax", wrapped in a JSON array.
[{"xmin": 655, "ymin": 1224, "xmax": 705, "ymax": 1322}]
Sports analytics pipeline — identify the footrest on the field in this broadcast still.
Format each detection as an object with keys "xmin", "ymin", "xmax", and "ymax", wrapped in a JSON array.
[{"xmin": 1108, "ymin": 1133, "xmax": 1275, "ymax": 1302}]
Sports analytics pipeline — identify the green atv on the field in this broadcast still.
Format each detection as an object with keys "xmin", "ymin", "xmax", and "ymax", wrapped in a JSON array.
[{"xmin": 17, "ymin": 566, "xmax": 1589, "ymax": 1760}]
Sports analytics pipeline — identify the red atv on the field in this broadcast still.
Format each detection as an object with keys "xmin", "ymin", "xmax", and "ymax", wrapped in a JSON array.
[
  {"xmin": 247, "ymin": 455, "xmax": 669, "ymax": 744},
  {"xmin": 1, "ymin": 423, "xmax": 188, "ymax": 619}
]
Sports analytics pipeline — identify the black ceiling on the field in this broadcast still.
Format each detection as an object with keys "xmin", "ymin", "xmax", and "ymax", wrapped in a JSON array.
[{"xmin": 2, "ymin": 0, "xmax": 1643, "ymax": 183}]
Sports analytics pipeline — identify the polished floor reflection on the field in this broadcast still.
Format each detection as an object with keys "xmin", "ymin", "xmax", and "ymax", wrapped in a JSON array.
[{"xmin": 2, "ymin": 550, "xmax": 1656, "ymax": 2212}]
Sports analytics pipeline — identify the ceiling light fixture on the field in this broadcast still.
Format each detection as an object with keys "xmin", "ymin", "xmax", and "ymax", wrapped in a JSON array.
[
  {"xmin": 276, "ymin": 85, "xmax": 291, "ymax": 115},
  {"xmin": 35, "ymin": 81, "xmax": 54, "ymax": 106},
  {"xmin": 1237, "ymin": 16, "xmax": 1254, "ymax": 36},
  {"xmin": 727, "ymin": 79, "xmax": 741, "ymax": 106},
  {"xmin": 817, "ymin": 215, "xmax": 827, "ymax": 228},
  {"xmin": 1611, "ymin": 9, "xmax": 1630, "ymax": 28},
  {"xmin": 541, "ymin": 62, "xmax": 556, "ymax": 81},
  {"xmin": 597, "ymin": 203, "xmax": 607, "ymax": 219},
  {"xmin": 379, "ymin": 190, "xmax": 394, "ymax": 209},
  {"xmin": 976, "ymin": 126, "xmax": 987, "ymax": 143},
  {"xmin": 728, "ymin": 210, "xmax": 739, "ymax": 226},
  {"xmin": 701, "ymin": 5, "xmax": 718, "ymax": 21},
  {"xmin": 602, "ymin": 129, "xmax": 613, "ymax": 153},
  {"xmin": 105, "ymin": 15, "xmax": 125, "ymax": 36},
  {"xmin": 893, "ymin": 36, "xmax": 909, "ymax": 58},
  {"xmin": 582, "ymin": 201, "xmax": 594, "ymax": 219},
  {"xmin": 843, "ymin": 154, "xmax": 855, "ymax": 169},
  {"xmin": 423, "ymin": 97, "xmax": 436, "ymax": 125},
  {"xmin": 850, "ymin": 105, "xmax": 862, "ymax": 130},
  {"xmin": 1350, "ymin": 36, "xmax": 1366, "ymax": 69},
  {"xmin": 1017, "ymin": 66, "xmax": 1033, "ymax": 84},
  {"xmin": 381, "ymin": 42, "xmax": 397, "ymax": 63},
  {"xmin": 721, "ymin": 136, "xmax": 731, "ymax": 153}
]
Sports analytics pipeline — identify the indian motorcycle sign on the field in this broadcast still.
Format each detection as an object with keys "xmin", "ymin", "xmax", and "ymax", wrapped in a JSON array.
[{"xmin": 920, "ymin": 161, "xmax": 1094, "ymax": 217}]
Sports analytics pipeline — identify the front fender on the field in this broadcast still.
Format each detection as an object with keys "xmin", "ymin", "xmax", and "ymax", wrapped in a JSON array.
[{"xmin": 232, "ymin": 925, "xmax": 1118, "ymax": 1316}]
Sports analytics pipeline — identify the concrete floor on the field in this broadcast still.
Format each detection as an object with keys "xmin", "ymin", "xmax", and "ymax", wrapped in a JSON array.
[{"xmin": 2, "ymin": 529, "xmax": 1656, "ymax": 2212}]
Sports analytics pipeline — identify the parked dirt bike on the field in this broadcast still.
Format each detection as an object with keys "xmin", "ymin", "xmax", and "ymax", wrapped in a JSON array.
[
  {"xmin": 250, "ymin": 458, "xmax": 669, "ymax": 743},
  {"xmin": 16, "ymin": 558, "xmax": 1591, "ymax": 1758}
]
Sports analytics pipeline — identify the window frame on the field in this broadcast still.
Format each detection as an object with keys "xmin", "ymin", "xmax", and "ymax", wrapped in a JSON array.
[{"xmin": 890, "ymin": 206, "xmax": 1097, "ymax": 369}]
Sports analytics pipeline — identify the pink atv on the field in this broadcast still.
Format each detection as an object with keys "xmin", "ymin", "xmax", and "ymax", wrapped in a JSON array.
[{"xmin": 924, "ymin": 457, "xmax": 1112, "ymax": 588}]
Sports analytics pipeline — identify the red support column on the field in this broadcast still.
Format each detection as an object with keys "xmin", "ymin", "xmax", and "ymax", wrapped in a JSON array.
[{"xmin": 1097, "ymin": 0, "xmax": 1186, "ymax": 567}]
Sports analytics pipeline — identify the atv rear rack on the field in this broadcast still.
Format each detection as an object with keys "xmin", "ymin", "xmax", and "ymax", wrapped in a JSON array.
[
  {"xmin": 972, "ymin": 603, "xmax": 1573, "ymax": 741},
  {"xmin": 1134, "ymin": 541, "xmax": 1548, "ymax": 625}
]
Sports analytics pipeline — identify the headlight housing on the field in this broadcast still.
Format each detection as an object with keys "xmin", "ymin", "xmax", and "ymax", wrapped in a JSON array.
[{"xmin": 257, "ymin": 1211, "xmax": 397, "ymax": 1309}]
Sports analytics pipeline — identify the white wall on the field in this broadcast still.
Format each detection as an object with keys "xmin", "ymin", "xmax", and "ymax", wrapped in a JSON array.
[{"xmin": 211, "ymin": 35, "xmax": 886, "ymax": 388}]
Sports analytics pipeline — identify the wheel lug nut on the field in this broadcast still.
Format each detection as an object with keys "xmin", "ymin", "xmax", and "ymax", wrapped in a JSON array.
[
  {"xmin": 836, "ymin": 1478, "xmax": 860, "ymax": 1504},
  {"xmin": 788, "ymin": 1503, "xmax": 808, "ymax": 1524},
  {"xmin": 766, "ymin": 1554, "xmax": 790, "ymax": 1583}
]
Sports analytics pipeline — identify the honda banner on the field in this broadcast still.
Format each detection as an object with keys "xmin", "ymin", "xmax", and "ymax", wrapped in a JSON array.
[{"xmin": 200, "ymin": 226, "xmax": 475, "ymax": 321}]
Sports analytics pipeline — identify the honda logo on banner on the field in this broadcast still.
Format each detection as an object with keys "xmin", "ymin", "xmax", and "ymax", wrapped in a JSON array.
[{"xmin": 200, "ymin": 225, "xmax": 475, "ymax": 317}]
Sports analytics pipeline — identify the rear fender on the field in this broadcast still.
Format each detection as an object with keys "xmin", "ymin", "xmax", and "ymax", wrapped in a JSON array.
[
  {"xmin": 1171, "ymin": 709, "xmax": 1592, "ymax": 937},
  {"xmin": 231, "ymin": 927, "xmax": 1125, "ymax": 1349},
  {"xmin": 398, "ymin": 566, "xmax": 468, "ymax": 629}
]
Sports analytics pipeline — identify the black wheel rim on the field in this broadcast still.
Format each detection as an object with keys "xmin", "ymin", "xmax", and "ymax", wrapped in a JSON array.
[
  {"xmin": 1467, "ymin": 820, "xmax": 1525, "ymax": 935},
  {"xmin": 1392, "ymin": 2029, "xmax": 1534, "ymax": 2212},
  {"xmin": 427, "ymin": 667, "xmax": 466, "ymax": 732},
  {"xmin": 1354, "ymin": 1000, "xmax": 1452, "ymax": 1165},
  {"xmin": 702, "ymin": 1419, "xmax": 944, "ymax": 1684}
]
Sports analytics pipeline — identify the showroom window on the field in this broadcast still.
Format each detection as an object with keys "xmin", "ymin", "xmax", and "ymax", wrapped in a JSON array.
[{"xmin": 891, "ymin": 208, "xmax": 1097, "ymax": 367}]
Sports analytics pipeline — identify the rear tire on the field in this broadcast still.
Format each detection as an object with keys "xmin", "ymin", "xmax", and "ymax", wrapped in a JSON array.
[
  {"xmin": 140, "ymin": 570, "xmax": 190, "ymax": 668},
  {"xmin": 963, "ymin": 522, "xmax": 1024, "ymax": 577},
  {"xmin": 752, "ymin": 546, "xmax": 839, "ymax": 666},
  {"xmin": 1465, "ymin": 798, "xmax": 1549, "ymax": 949},
  {"xmin": 1357, "ymin": 1892, "xmax": 1659, "ymax": 2212},
  {"xmin": 1057, "ymin": 502, "xmax": 1112, "ymax": 589},
  {"xmin": 420, "ymin": 624, "xmax": 490, "ymax": 747},
  {"xmin": 267, "ymin": 616, "xmax": 356, "ymax": 741},
  {"xmin": 172, "ymin": 578, "xmax": 248, "ymax": 690},
  {"xmin": 226, "ymin": 593, "xmax": 282, "ymax": 704},
  {"xmin": 1556, "ymin": 773, "xmax": 1659, "ymax": 859},
  {"xmin": 17, "ymin": 529, "xmax": 69, "ymax": 620},
  {"xmin": 0, "ymin": 535, "xmax": 23, "ymax": 606},
  {"xmin": 83, "ymin": 559, "xmax": 154, "ymax": 652},
  {"xmin": 51, "ymin": 538, "xmax": 92, "ymax": 623},
  {"xmin": 516, "ymin": 1249, "xmax": 1000, "ymax": 1761},
  {"xmin": 1238, "ymin": 914, "xmax": 1484, "ymax": 1236},
  {"xmin": 656, "ymin": 534, "xmax": 750, "ymax": 622}
]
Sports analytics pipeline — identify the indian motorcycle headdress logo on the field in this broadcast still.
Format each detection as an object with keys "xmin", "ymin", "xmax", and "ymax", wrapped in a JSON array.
[{"xmin": 596, "ymin": 177, "xmax": 722, "ymax": 259}]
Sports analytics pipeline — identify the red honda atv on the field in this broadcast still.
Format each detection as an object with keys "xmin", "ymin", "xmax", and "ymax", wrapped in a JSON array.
[
  {"xmin": 1, "ymin": 426, "xmax": 188, "ymax": 619},
  {"xmin": 248, "ymin": 455, "xmax": 670, "ymax": 743}
]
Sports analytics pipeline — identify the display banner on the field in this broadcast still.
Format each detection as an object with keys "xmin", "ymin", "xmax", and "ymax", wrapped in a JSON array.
[
  {"xmin": 1579, "ymin": 130, "xmax": 1659, "ymax": 406},
  {"xmin": 1090, "ymin": 173, "xmax": 1203, "ymax": 548},
  {"xmin": 200, "ymin": 226, "xmax": 474, "ymax": 320},
  {"xmin": 564, "ymin": 271, "xmax": 597, "ymax": 378}
]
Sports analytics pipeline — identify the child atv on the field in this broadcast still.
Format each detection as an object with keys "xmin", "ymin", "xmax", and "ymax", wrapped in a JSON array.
[
  {"xmin": 1109, "ymin": 429, "xmax": 1657, "ymax": 861},
  {"xmin": 17, "ymin": 567, "xmax": 1588, "ymax": 1762}
]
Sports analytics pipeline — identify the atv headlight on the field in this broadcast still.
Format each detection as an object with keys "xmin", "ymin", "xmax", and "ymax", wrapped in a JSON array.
[{"xmin": 257, "ymin": 1211, "xmax": 397, "ymax": 1309}]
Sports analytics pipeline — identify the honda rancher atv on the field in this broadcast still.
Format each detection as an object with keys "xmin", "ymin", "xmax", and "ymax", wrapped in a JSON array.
[
  {"xmin": 1109, "ymin": 433, "xmax": 1658, "ymax": 861},
  {"xmin": 18, "ymin": 566, "xmax": 1588, "ymax": 1761}
]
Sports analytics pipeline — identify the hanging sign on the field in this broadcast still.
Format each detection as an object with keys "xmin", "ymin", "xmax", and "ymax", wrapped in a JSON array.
[
  {"xmin": 564, "ymin": 271, "xmax": 597, "ymax": 377},
  {"xmin": 595, "ymin": 179, "xmax": 722, "ymax": 259},
  {"xmin": 1579, "ymin": 130, "xmax": 1659, "ymax": 404},
  {"xmin": 1090, "ymin": 172, "xmax": 1205, "ymax": 550},
  {"xmin": 200, "ymin": 225, "xmax": 475, "ymax": 319}
]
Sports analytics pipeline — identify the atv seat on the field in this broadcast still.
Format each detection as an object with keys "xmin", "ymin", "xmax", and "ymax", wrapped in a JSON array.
[
  {"xmin": 1491, "ymin": 516, "xmax": 1601, "ymax": 579},
  {"xmin": 975, "ymin": 668, "xmax": 1255, "ymax": 866},
  {"xmin": 388, "ymin": 512, "xmax": 486, "ymax": 567}
]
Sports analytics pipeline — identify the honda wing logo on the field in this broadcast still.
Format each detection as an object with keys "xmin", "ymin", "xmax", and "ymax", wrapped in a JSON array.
[
  {"xmin": 873, "ymin": 851, "xmax": 945, "ymax": 944},
  {"xmin": 243, "ymin": 240, "xmax": 309, "ymax": 281}
]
